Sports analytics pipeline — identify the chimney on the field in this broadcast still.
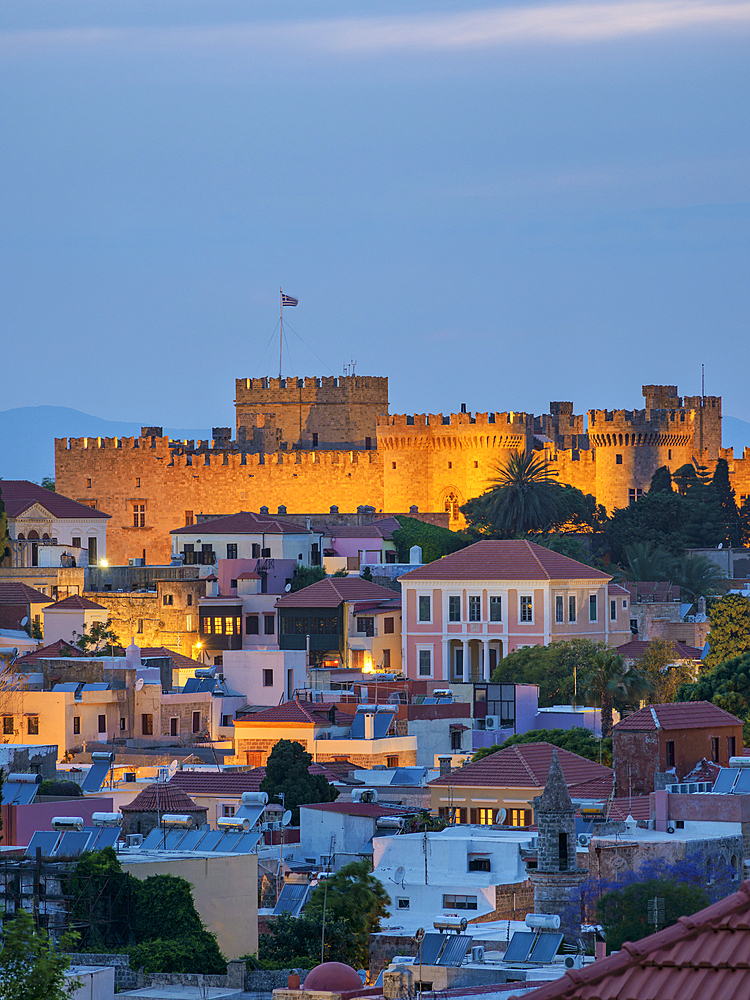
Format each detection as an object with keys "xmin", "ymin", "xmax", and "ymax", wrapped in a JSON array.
[{"xmin": 438, "ymin": 755, "xmax": 452, "ymax": 778}]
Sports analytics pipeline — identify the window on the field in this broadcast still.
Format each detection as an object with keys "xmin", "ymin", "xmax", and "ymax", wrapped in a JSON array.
[
  {"xmin": 365, "ymin": 437, "xmax": 372, "ymax": 450},
  {"xmin": 246, "ymin": 615, "xmax": 259, "ymax": 635},
  {"xmin": 711, "ymin": 737, "xmax": 720, "ymax": 763},
  {"xmin": 137, "ymin": 618, "xmax": 144, "ymax": 634},
  {"xmin": 509, "ymin": 809, "xmax": 531, "ymax": 827},
  {"xmin": 73, "ymin": 716, "xmax": 80, "ymax": 735},
  {"xmin": 264, "ymin": 615, "xmax": 275, "ymax": 635},
  {"xmin": 559, "ymin": 832, "xmax": 568, "ymax": 869},
  {"xmin": 615, "ymin": 454, "xmax": 623, "ymax": 465},
  {"xmin": 382, "ymin": 648, "xmax": 391, "ymax": 669},
  {"xmin": 397, "ymin": 898, "xmax": 410, "ymax": 909},
  {"xmin": 142, "ymin": 714, "xmax": 154, "ymax": 736},
  {"xmin": 418, "ymin": 648, "xmax": 432, "ymax": 677},
  {"xmin": 221, "ymin": 714, "xmax": 232, "ymax": 727},
  {"xmin": 252, "ymin": 543, "xmax": 260, "ymax": 558},
  {"xmin": 610, "ymin": 599, "xmax": 617, "ymax": 621},
  {"xmin": 469, "ymin": 596, "xmax": 481, "ymax": 622},
  {"xmin": 98, "ymin": 714, "xmax": 106, "ymax": 734},
  {"xmin": 628, "ymin": 488, "xmax": 644, "ymax": 505},
  {"xmin": 136, "ymin": 477, "xmax": 141, "ymax": 487},
  {"xmin": 120, "ymin": 717, "xmax": 126, "ymax": 731},
  {"xmin": 246, "ymin": 751, "xmax": 262, "ymax": 767},
  {"xmin": 474, "ymin": 461, "xmax": 478, "ymax": 468},
  {"xmin": 263, "ymin": 669, "xmax": 274, "ymax": 687},
  {"xmin": 227, "ymin": 543, "xmax": 238, "ymax": 560},
  {"xmin": 358, "ymin": 617, "xmax": 375, "ymax": 636},
  {"xmin": 623, "ymin": 599, "xmax": 627, "ymax": 609},
  {"xmin": 225, "ymin": 617, "xmax": 235, "ymax": 635},
  {"xmin": 392, "ymin": 462, "xmax": 397, "ymax": 469},
  {"xmin": 666, "ymin": 740, "xmax": 675, "ymax": 768},
  {"xmin": 27, "ymin": 716, "xmax": 39, "ymax": 736},
  {"xmin": 470, "ymin": 808, "xmax": 494, "ymax": 826},
  {"xmin": 468, "ymin": 857, "xmax": 491, "ymax": 872},
  {"xmin": 86, "ymin": 478, "xmax": 92, "ymax": 488},
  {"xmin": 192, "ymin": 711, "xmax": 201, "ymax": 734},
  {"xmin": 170, "ymin": 717, "xmax": 179, "ymax": 737},
  {"xmin": 351, "ymin": 649, "xmax": 364, "ymax": 670},
  {"xmin": 187, "ymin": 593, "xmax": 193, "ymax": 606},
  {"xmin": 163, "ymin": 593, "xmax": 173, "ymax": 606},
  {"xmin": 442, "ymin": 894, "xmax": 477, "ymax": 911},
  {"xmin": 185, "ymin": 511, "xmax": 194, "ymax": 526},
  {"xmin": 449, "ymin": 596, "xmax": 461, "ymax": 622},
  {"xmin": 312, "ymin": 433, "xmax": 319, "ymax": 447},
  {"xmin": 2, "ymin": 717, "xmax": 13, "ymax": 736},
  {"xmin": 728, "ymin": 736, "xmax": 737, "ymax": 758},
  {"xmin": 72, "ymin": 536, "xmax": 81, "ymax": 549},
  {"xmin": 133, "ymin": 503, "xmax": 146, "ymax": 527},
  {"xmin": 183, "ymin": 544, "xmax": 196, "ymax": 564},
  {"xmin": 387, "ymin": 755, "xmax": 399, "ymax": 768},
  {"xmin": 451, "ymin": 729, "xmax": 462, "ymax": 750},
  {"xmin": 418, "ymin": 595, "xmax": 431, "ymax": 622},
  {"xmin": 490, "ymin": 596, "xmax": 502, "ymax": 622},
  {"xmin": 589, "ymin": 594, "xmax": 597, "ymax": 622},
  {"xmin": 454, "ymin": 647, "xmax": 463, "ymax": 677},
  {"xmin": 555, "ymin": 595, "xmax": 564, "ymax": 623},
  {"xmin": 384, "ymin": 617, "xmax": 395, "ymax": 634},
  {"xmin": 520, "ymin": 595, "xmax": 533, "ymax": 623},
  {"xmin": 568, "ymin": 595, "xmax": 576, "ymax": 623},
  {"xmin": 222, "ymin": 804, "xmax": 236, "ymax": 818}
]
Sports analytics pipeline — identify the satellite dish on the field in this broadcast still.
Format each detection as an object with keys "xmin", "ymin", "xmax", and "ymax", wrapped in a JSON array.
[
  {"xmin": 20, "ymin": 616, "xmax": 29, "ymax": 627},
  {"xmin": 285, "ymin": 583, "xmax": 292, "ymax": 592},
  {"xmin": 169, "ymin": 760, "xmax": 179, "ymax": 777},
  {"xmin": 135, "ymin": 678, "xmax": 144, "ymax": 691},
  {"xmin": 395, "ymin": 865, "xmax": 405, "ymax": 883},
  {"xmin": 495, "ymin": 808, "xmax": 507, "ymax": 824},
  {"xmin": 282, "ymin": 809, "xmax": 293, "ymax": 827}
]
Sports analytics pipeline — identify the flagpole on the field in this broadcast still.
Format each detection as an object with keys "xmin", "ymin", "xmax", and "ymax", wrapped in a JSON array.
[{"xmin": 279, "ymin": 287, "xmax": 283, "ymax": 379}]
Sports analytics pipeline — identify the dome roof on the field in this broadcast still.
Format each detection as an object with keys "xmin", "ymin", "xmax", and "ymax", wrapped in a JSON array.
[
  {"xmin": 303, "ymin": 963, "xmax": 363, "ymax": 992},
  {"xmin": 120, "ymin": 783, "xmax": 205, "ymax": 813}
]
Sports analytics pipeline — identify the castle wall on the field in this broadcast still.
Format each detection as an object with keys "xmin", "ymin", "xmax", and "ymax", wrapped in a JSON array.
[
  {"xmin": 56, "ymin": 435, "xmax": 384, "ymax": 566},
  {"xmin": 235, "ymin": 375, "xmax": 388, "ymax": 451},
  {"xmin": 379, "ymin": 412, "xmax": 532, "ymax": 528}
]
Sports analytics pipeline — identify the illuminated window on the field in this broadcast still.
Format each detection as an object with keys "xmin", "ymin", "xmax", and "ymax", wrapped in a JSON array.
[
  {"xmin": 133, "ymin": 503, "xmax": 146, "ymax": 527},
  {"xmin": 73, "ymin": 716, "xmax": 80, "ymax": 735},
  {"xmin": 185, "ymin": 511, "xmax": 194, "ymax": 526},
  {"xmin": 142, "ymin": 714, "xmax": 153, "ymax": 736}
]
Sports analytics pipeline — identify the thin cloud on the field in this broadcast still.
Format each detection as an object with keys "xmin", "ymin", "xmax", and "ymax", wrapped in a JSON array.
[{"xmin": 4, "ymin": 2, "xmax": 750, "ymax": 58}]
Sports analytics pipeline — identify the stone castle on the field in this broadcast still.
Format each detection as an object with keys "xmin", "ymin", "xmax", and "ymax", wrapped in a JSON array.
[{"xmin": 55, "ymin": 375, "xmax": 750, "ymax": 566}]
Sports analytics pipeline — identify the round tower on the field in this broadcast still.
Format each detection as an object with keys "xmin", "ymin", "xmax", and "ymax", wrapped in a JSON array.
[{"xmin": 529, "ymin": 747, "xmax": 587, "ymax": 943}]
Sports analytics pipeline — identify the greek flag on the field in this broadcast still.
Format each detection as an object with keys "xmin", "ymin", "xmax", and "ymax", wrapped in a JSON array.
[{"xmin": 281, "ymin": 293, "xmax": 298, "ymax": 307}]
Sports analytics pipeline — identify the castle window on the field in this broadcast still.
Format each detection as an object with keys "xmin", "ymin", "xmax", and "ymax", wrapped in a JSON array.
[
  {"xmin": 449, "ymin": 596, "xmax": 461, "ymax": 622},
  {"xmin": 668, "ymin": 449, "xmax": 672, "ymax": 460},
  {"xmin": 392, "ymin": 462, "xmax": 397, "ymax": 469},
  {"xmin": 137, "ymin": 619, "xmax": 144, "ymax": 633},
  {"xmin": 313, "ymin": 433, "xmax": 319, "ymax": 447},
  {"xmin": 448, "ymin": 461, "xmax": 452, "ymax": 469},
  {"xmin": 136, "ymin": 478, "xmax": 141, "ymax": 488},
  {"xmin": 490, "ymin": 596, "xmax": 502, "ymax": 622},
  {"xmin": 163, "ymin": 594, "xmax": 173, "ymax": 606},
  {"xmin": 558, "ymin": 832, "xmax": 568, "ymax": 869},
  {"xmin": 628, "ymin": 488, "xmax": 643, "ymax": 505},
  {"xmin": 187, "ymin": 594, "xmax": 193, "ymax": 606},
  {"xmin": 444, "ymin": 492, "xmax": 460, "ymax": 519},
  {"xmin": 133, "ymin": 503, "xmax": 146, "ymax": 527},
  {"xmin": 185, "ymin": 511, "xmax": 194, "ymax": 526},
  {"xmin": 555, "ymin": 595, "xmax": 564, "ymax": 623},
  {"xmin": 365, "ymin": 437, "xmax": 372, "ymax": 450},
  {"xmin": 474, "ymin": 461, "xmax": 478, "ymax": 469},
  {"xmin": 615, "ymin": 454, "xmax": 623, "ymax": 465}
]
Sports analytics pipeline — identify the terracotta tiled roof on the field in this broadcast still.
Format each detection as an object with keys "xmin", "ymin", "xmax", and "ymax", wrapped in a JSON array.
[
  {"xmin": 400, "ymin": 540, "xmax": 610, "ymax": 582},
  {"xmin": 616, "ymin": 639, "xmax": 702, "ymax": 661},
  {"xmin": 45, "ymin": 594, "xmax": 107, "ymax": 611},
  {"xmin": 514, "ymin": 879, "xmax": 750, "ymax": 1000},
  {"xmin": 430, "ymin": 743, "xmax": 612, "ymax": 789},
  {"xmin": 621, "ymin": 581, "xmax": 680, "ymax": 603},
  {"xmin": 302, "ymin": 801, "xmax": 413, "ymax": 818},
  {"xmin": 318, "ymin": 517, "xmax": 401, "ymax": 540},
  {"xmin": 170, "ymin": 764, "xmax": 343, "ymax": 795},
  {"xmin": 607, "ymin": 583, "xmax": 630, "ymax": 596},
  {"xmin": 0, "ymin": 605, "xmax": 31, "ymax": 630},
  {"xmin": 171, "ymin": 511, "xmax": 313, "ymax": 535},
  {"xmin": 275, "ymin": 577, "xmax": 399, "ymax": 609},
  {"xmin": 614, "ymin": 701, "xmax": 743, "ymax": 732},
  {"xmin": 236, "ymin": 572, "xmax": 261, "ymax": 580},
  {"xmin": 16, "ymin": 639, "xmax": 84, "ymax": 664},
  {"xmin": 120, "ymin": 783, "xmax": 205, "ymax": 813},
  {"xmin": 137, "ymin": 646, "xmax": 202, "ymax": 671},
  {"xmin": 605, "ymin": 795, "xmax": 652, "ymax": 822},
  {"xmin": 0, "ymin": 481, "xmax": 110, "ymax": 520},
  {"xmin": 234, "ymin": 699, "xmax": 354, "ymax": 726},
  {"xmin": 0, "ymin": 583, "xmax": 52, "ymax": 605}
]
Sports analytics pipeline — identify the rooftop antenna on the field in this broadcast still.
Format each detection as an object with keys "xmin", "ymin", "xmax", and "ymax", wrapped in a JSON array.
[{"xmin": 702, "ymin": 363, "xmax": 705, "ymax": 399}]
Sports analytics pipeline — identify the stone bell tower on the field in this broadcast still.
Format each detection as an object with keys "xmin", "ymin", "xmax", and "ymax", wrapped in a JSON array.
[{"xmin": 530, "ymin": 748, "xmax": 587, "ymax": 943}]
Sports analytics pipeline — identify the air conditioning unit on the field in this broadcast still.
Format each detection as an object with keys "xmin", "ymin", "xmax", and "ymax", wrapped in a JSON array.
[
  {"xmin": 127, "ymin": 834, "xmax": 143, "ymax": 847},
  {"xmin": 352, "ymin": 788, "xmax": 378, "ymax": 803},
  {"xmin": 472, "ymin": 719, "xmax": 486, "ymax": 730},
  {"xmin": 471, "ymin": 946, "xmax": 485, "ymax": 963},
  {"xmin": 483, "ymin": 716, "xmax": 498, "ymax": 730},
  {"xmin": 129, "ymin": 557, "xmax": 144, "ymax": 566},
  {"xmin": 578, "ymin": 834, "xmax": 591, "ymax": 847},
  {"xmin": 564, "ymin": 956, "xmax": 583, "ymax": 970}
]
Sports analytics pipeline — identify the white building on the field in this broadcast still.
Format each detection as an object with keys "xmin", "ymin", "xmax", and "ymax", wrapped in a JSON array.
[
  {"xmin": 372, "ymin": 826, "xmax": 535, "ymax": 930},
  {"xmin": 299, "ymin": 799, "xmax": 415, "ymax": 870}
]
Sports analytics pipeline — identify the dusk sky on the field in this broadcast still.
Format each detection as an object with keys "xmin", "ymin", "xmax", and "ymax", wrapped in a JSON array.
[{"xmin": 2, "ymin": 1, "xmax": 749, "ymax": 431}]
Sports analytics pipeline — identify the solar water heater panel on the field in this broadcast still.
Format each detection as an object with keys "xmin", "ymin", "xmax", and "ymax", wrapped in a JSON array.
[
  {"xmin": 712, "ymin": 768, "xmax": 738, "ymax": 793},
  {"xmin": 82, "ymin": 761, "xmax": 112, "ymax": 793},
  {"xmin": 195, "ymin": 830, "xmax": 224, "ymax": 852},
  {"xmin": 502, "ymin": 932, "xmax": 535, "ymax": 963},
  {"xmin": 349, "ymin": 713, "xmax": 366, "ymax": 739},
  {"xmin": 417, "ymin": 934, "xmax": 444, "ymax": 966},
  {"xmin": 4, "ymin": 780, "xmax": 40, "ymax": 806},
  {"xmin": 733, "ymin": 769, "xmax": 750, "ymax": 794},
  {"xmin": 141, "ymin": 828, "xmax": 165, "ymax": 850},
  {"xmin": 436, "ymin": 935, "xmax": 472, "ymax": 966},
  {"xmin": 54, "ymin": 831, "xmax": 93, "ymax": 858},
  {"xmin": 24, "ymin": 831, "xmax": 60, "ymax": 858},
  {"xmin": 93, "ymin": 827, "xmax": 121, "ymax": 850},
  {"xmin": 528, "ymin": 933, "xmax": 564, "ymax": 964},
  {"xmin": 231, "ymin": 832, "xmax": 262, "ymax": 854},
  {"xmin": 176, "ymin": 829, "xmax": 206, "ymax": 851}
]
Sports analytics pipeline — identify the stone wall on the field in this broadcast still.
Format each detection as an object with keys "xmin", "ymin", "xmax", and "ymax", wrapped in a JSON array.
[
  {"xmin": 66, "ymin": 953, "xmax": 137, "ymax": 991},
  {"xmin": 89, "ymin": 576, "xmax": 204, "ymax": 652}
]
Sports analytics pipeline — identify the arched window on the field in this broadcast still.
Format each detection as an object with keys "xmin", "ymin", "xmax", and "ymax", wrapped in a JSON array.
[
  {"xmin": 28, "ymin": 530, "xmax": 39, "ymax": 540},
  {"xmin": 444, "ymin": 492, "xmax": 460, "ymax": 520}
]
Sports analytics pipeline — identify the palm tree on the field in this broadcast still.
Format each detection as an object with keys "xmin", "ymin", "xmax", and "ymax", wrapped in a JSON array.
[
  {"xmin": 482, "ymin": 451, "xmax": 562, "ymax": 536},
  {"xmin": 586, "ymin": 651, "xmax": 650, "ymax": 737},
  {"xmin": 621, "ymin": 541, "xmax": 674, "ymax": 583},
  {"xmin": 672, "ymin": 553, "xmax": 727, "ymax": 602}
]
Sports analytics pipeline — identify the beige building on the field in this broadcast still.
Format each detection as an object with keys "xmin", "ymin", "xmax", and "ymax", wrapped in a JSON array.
[{"xmin": 42, "ymin": 595, "xmax": 109, "ymax": 647}]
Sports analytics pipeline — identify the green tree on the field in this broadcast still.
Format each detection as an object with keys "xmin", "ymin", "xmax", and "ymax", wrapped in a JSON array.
[
  {"xmin": 672, "ymin": 553, "xmax": 726, "ymax": 602},
  {"xmin": 40, "ymin": 477, "xmax": 56, "ymax": 492},
  {"xmin": 712, "ymin": 458, "xmax": 740, "ymax": 546},
  {"xmin": 69, "ymin": 618, "xmax": 120, "ymax": 655},
  {"xmin": 596, "ymin": 878, "xmax": 708, "ymax": 952},
  {"xmin": 260, "ymin": 740, "xmax": 338, "ymax": 824},
  {"xmin": 604, "ymin": 490, "xmax": 690, "ymax": 564},
  {"xmin": 490, "ymin": 639, "xmax": 609, "ymax": 707},
  {"xmin": 68, "ymin": 847, "xmax": 132, "ymax": 951},
  {"xmin": 129, "ymin": 933, "xmax": 226, "ymax": 975},
  {"xmin": 703, "ymin": 594, "xmax": 750, "ymax": 669},
  {"xmin": 649, "ymin": 466, "xmax": 673, "ymax": 494},
  {"xmin": 586, "ymin": 651, "xmax": 649, "ymax": 737},
  {"xmin": 360, "ymin": 565, "xmax": 373, "ymax": 581},
  {"xmin": 677, "ymin": 651, "xmax": 750, "ymax": 723},
  {"xmin": 258, "ymin": 912, "xmax": 350, "ymax": 968},
  {"xmin": 290, "ymin": 565, "xmax": 327, "ymax": 592},
  {"xmin": 0, "ymin": 911, "xmax": 79, "ymax": 1000},
  {"xmin": 474, "ymin": 451, "xmax": 563, "ymax": 536},
  {"xmin": 637, "ymin": 638, "xmax": 694, "ymax": 704},
  {"xmin": 472, "ymin": 727, "xmax": 612, "ymax": 767},
  {"xmin": 621, "ymin": 541, "xmax": 673, "ymax": 583},
  {"xmin": 305, "ymin": 860, "xmax": 390, "ymax": 969},
  {"xmin": 391, "ymin": 516, "xmax": 472, "ymax": 563},
  {"xmin": 331, "ymin": 567, "xmax": 349, "ymax": 577},
  {"xmin": 39, "ymin": 779, "xmax": 83, "ymax": 797}
]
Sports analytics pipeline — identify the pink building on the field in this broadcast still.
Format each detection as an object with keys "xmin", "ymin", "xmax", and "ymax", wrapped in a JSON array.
[{"xmin": 399, "ymin": 540, "xmax": 631, "ymax": 682}]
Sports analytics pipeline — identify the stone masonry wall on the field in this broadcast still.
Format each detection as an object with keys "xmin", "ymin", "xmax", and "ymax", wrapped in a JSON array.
[{"xmin": 90, "ymin": 577, "xmax": 204, "ymax": 652}]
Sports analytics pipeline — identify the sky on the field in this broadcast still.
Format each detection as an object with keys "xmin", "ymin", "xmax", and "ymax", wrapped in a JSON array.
[{"xmin": 2, "ymin": 0, "xmax": 749, "ymax": 431}]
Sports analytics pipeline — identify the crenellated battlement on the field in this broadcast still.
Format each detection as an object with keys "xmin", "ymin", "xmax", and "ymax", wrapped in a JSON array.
[
  {"xmin": 235, "ymin": 374, "xmax": 388, "ymax": 402},
  {"xmin": 379, "ymin": 411, "xmax": 531, "ymax": 429},
  {"xmin": 589, "ymin": 407, "xmax": 696, "ymax": 428}
]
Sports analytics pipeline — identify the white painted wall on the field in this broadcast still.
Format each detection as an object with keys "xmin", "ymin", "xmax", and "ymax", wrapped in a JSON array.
[{"xmin": 222, "ymin": 648, "xmax": 307, "ymax": 705}]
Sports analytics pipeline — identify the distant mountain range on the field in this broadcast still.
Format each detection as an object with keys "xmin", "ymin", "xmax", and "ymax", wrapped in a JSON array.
[
  {"xmin": 2, "ymin": 405, "xmax": 750, "ymax": 487},
  {"xmin": 0, "ymin": 406, "xmax": 211, "ymax": 484}
]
